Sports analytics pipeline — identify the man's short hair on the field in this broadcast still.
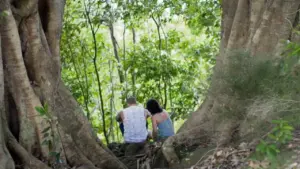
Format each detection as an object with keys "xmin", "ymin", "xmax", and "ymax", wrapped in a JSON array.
[{"xmin": 126, "ymin": 96, "xmax": 136, "ymax": 104}]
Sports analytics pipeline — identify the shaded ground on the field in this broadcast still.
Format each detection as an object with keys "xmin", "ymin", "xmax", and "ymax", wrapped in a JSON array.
[
  {"xmin": 108, "ymin": 128, "xmax": 300, "ymax": 169},
  {"xmin": 192, "ymin": 128, "xmax": 300, "ymax": 169},
  {"xmin": 108, "ymin": 142, "xmax": 169, "ymax": 169}
]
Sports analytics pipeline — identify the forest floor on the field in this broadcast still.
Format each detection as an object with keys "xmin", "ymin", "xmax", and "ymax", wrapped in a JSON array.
[
  {"xmin": 108, "ymin": 128, "xmax": 300, "ymax": 169},
  {"xmin": 191, "ymin": 128, "xmax": 300, "ymax": 169}
]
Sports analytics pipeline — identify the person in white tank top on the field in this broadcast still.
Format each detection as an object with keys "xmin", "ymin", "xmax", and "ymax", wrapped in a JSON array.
[{"xmin": 117, "ymin": 97, "xmax": 150, "ymax": 143}]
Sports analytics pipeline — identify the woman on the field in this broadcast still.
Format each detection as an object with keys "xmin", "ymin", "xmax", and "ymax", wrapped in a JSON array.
[{"xmin": 146, "ymin": 99, "xmax": 175, "ymax": 141}]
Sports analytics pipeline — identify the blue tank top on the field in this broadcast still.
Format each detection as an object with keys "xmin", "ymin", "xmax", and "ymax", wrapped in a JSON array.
[{"xmin": 157, "ymin": 117, "xmax": 175, "ymax": 139}]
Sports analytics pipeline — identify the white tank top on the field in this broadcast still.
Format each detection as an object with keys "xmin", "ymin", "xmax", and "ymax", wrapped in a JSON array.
[{"xmin": 123, "ymin": 106, "xmax": 148, "ymax": 143}]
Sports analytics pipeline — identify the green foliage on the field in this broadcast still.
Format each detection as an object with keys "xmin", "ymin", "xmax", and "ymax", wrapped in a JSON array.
[
  {"xmin": 269, "ymin": 120, "xmax": 294, "ymax": 143},
  {"xmin": 0, "ymin": 10, "xmax": 9, "ymax": 18},
  {"xmin": 170, "ymin": 0, "xmax": 221, "ymax": 36},
  {"xmin": 286, "ymin": 42, "xmax": 300, "ymax": 56},
  {"xmin": 35, "ymin": 104, "xmax": 61, "ymax": 163},
  {"xmin": 222, "ymin": 42, "xmax": 300, "ymax": 167},
  {"xmin": 254, "ymin": 120, "xmax": 294, "ymax": 161},
  {"xmin": 218, "ymin": 50, "xmax": 300, "ymax": 101},
  {"xmin": 61, "ymin": 0, "xmax": 219, "ymax": 143},
  {"xmin": 35, "ymin": 103, "xmax": 50, "ymax": 118}
]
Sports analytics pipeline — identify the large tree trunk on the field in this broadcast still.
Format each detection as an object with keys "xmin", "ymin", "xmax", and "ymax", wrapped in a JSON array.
[
  {"xmin": 163, "ymin": 0, "xmax": 300, "ymax": 166},
  {"xmin": 0, "ymin": 0, "xmax": 126, "ymax": 168}
]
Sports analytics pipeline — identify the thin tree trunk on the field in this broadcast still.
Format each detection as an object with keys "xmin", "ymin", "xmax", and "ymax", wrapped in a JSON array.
[
  {"xmin": 80, "ymin": 41, "xmax": 91, "ymax": 120},
  {"xmin": 152, "ymin": 15, "xmax": 168, "ymax": 108},
  {"xmin": 109, "ymin": 60, "xmax": 115, "ymax": 142},
  {"xmin": 68, "ymin": 42, "xmax": 91, "ymax": 119},
  {"xmin": 108, "ymin": 24, "xmax": 127, "ymax": 108},
  {"xmin": 131, "ymin": 28, "xmax": 136, "ymax": 96},
  {"xmin": 109, "ymin": 25, "xmax": 125, "ymax": 84},
  {"xmin": 82, "ymin": 51, "xmax": 91, "ymax": 120},
  {"xmin": 122, "ymin": 23, "xmax": 128, "ymax": 97},
  {"xmin": 84, "ymin": 2, "xmax": 109, "ymax": 145}
]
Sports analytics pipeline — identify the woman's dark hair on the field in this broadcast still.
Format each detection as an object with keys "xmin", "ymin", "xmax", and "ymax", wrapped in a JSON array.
[{"xmin": 146, "ymin": 99, "xmax": 163, "ymax": 115}]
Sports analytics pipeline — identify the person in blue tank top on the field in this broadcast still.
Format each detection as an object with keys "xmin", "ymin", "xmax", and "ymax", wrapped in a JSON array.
[{"xmin": 146, "ymin": 99, "xmax": 175, "ymax": 141}]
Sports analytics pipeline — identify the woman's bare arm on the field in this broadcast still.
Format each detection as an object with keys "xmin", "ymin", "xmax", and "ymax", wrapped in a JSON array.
[{"xmin": 151, "ymin": 116, "xmax": 158, "ymax": 141}]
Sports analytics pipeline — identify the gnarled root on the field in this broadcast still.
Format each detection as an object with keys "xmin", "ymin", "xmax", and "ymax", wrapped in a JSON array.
[
  {"xmin": 6, "ymin": 129, "xmax": 51, "ymax": 169},
  {"xmin": 162, "ymin": 127, "xmax": 210, "ymax": 167}
]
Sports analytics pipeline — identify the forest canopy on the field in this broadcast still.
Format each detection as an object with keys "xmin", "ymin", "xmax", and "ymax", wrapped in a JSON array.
[{"xmin": 61, "ymin": 0, "xmax": 220, "ymax": 143}]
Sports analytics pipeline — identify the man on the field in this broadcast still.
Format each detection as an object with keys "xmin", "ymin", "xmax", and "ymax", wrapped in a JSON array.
[{"xmin": 116, "ymin": 97, "xmax": 150, "ymax": 143}]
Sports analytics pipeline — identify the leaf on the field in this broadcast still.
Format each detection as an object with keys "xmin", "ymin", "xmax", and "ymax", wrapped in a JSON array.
[
  {"xmin": 269, "ymin": 144, "xmax": 280, "ymax": 153},
  {"xmin": 44, "ymin": 103, "xmax": 49, "ymax": 113},
  {"xmin": 256, "ymin": 142, "xmax": 266, "ymax": 152},
  {"xmin": 266, "ymin": 147, "xmax": 278, "ymax": 160},
  {"xmin": 55, "ymin": 152, "xmax": 61, "ymax": 162},
  {"xmin": 49, "ymin": 151, "xmax": 58, "ymax": 157},
  {"xmin": 0, "ymin": 10, "xmax": 9, "ymax": 17},
  {"xmin": 43, "ymin": 133, "xmax": 49, "ymax": 138},
  {"xmin": 271, "ymin": 126, "xmax": 280, "ymax": 132},
  {"xmin": 42, "ymin": 140, "xmax": 50, "ymax": 146},
  {"xmin": 268, "ymin": 134, "xmax": 277, "ymax": 140},
  {"xmin": 35, "ymin": 106, "xmax": 46, "ymax": 116},
  {"xmin": 271, "ymin": 120, "xmax": 281, "ymax": 124},
  {"xmin": 42, "ymin": 127, "xmax": 51, "ymax": 134},
  {"xmin": 49, "ymin": 141, "xmax": 53, "ymax": 150},
  {"xmin": 260, "ymin": 140, "xmax": 267, "ymax": 145},
  {"xmin": 282, "ymin": 125, "xmax": 294, "ymax": 131}
]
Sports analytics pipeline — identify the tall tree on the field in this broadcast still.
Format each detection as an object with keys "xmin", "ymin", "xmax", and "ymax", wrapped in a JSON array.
[
  {"xmin": 0, "ymin": 0, "xmax": 126, "ymax": 168},
  {"xmin": 163, "ymin": 0, "xmax": 300, "ymax": 166}
]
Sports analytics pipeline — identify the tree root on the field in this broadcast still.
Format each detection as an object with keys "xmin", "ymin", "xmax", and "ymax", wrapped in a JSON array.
[
  {"xmin": 0, "ymin": 1, "xmax": 50, "ymax": 157},
  {"xmin": 50, "ymin": 83, "xmax": 127, "ymax": 169},
  {"xmin": 0, "ymin": 37, "xmax": 14, "ymax": 169},
  {"xmin": 162, "ymin": 126, "xmax": 210, "ymax": 167},
  {"xmin": 58, "ymin": 127, "xmax": 100, "ymax": 169},
  {"xmin": 6, "ymin": 129, "xmax": 51, "ymax": 169}
]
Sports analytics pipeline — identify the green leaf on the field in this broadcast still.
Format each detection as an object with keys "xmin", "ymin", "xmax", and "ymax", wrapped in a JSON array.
[
  {"xmin": 35, "ymin": 106, "xmax": 46, "ymax": 116},
  {"xmin": 0, "ymin": 10, "xmax": 9, "ymax": 17},
  {"xmin": 272, "ymin": 126, "xmax": 280, "ymax": 132},
  {"xmin": 266, "ymin": 146, "xmax": 278, "ymax": 160},
  {"xmin": 44, "ymin": 103, "xmax": 49, "ymax": 113},
  {"xmin": 55, "ymin": 152, "xmax": 61, "ymax": 162},
  {"xmin": 49, "ymin": 151, "xmax": 58, "ymax": 157},
  {"xmin": 268, "ymin": 134, "xmax": 277, "ymax": 140},
  {"xmin": 43, "ymin": 133, "xmax": 49, "ymax": 138},
  {"xmin": 42, "ymin": 140, "xmax": 50, "ymax": 146},
  {"xmin": 256, "ymin": 142, "xmax": 266, "ymax": 152},
  {"xmin": 282, "ymin": 125, "xmax": 294, "ymax": 131},
  {"xmin": 271, "ymin": 120, "xmax": 281, "ymax": 124},
  {"xmin": 42, "ymin": 127, "xmax": 51, "ymax": 134},
  {"xmin": 269, "ymin": 144, "xmax": 280, "ymax": 153},
  {"xmin": 260, "ymin": 140, "xmax": 267, "ymax": 145}
]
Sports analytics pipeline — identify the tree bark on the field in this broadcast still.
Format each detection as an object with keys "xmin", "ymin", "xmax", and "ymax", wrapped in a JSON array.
[
  {"xmin": 181, "ymin": 0, "xmax": 300, "ymax": 133},
  {"xmin": 164, "ymin": 0, "xmax": 300, "ymax": 166},
  {"xmin": 0, "ymin": 0, "xmax": 127, "ymax": 168},
  {"xmin": 0, "ymin": 30, "xmax": 15, "ymax": 169}
]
